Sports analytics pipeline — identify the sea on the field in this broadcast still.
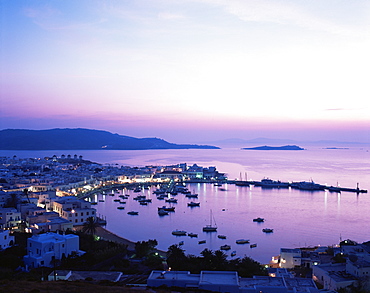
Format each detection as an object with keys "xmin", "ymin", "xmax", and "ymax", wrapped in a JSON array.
[{"xmin": 2, "ymin": 145, "xmax": 370, "ymax": 264}]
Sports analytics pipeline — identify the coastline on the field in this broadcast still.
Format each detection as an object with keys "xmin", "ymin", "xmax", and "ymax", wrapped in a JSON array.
[{"xmin": 94, "ymin": 226, "xmax": 167, "ymax": 257}]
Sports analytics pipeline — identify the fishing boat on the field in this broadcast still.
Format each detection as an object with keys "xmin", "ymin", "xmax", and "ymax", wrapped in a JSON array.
[
  {"xmin": 262, "ymin": 228, "xmax": 274, "ymax": 233},
  {"xmin": 187, "ymin": 202, "xmax": 200, "ymax": 207},
  {"xmin": 172, "ymin": 230, "xmax": 187, "ymax": 236},
  {"xmin": 117, "ymin": 206, "xmax": 125, "ymax": 210},
  {"xmin": 253, "ymin": 217, "xmax": 264, "ymax": 222},
  {"xmin": 236, "ymin": 239, "xmax": 250, "ymax": 244},
  {"xmin": 165, "ymin": 198, "xmax": 178, "ymax": 203},
  {"xmin": 188, "ymin": 233, "xmax": 198, "ymax": 238},
  {"xmin": 203, "ymin": 210, "xmax": 217, "ymax": 232},
  {"xmin": 127, "ymin": 211, "xmax": 138, "ymax": 215},
  {"xmin": 158, "ymin": 206, "xmax": 175, "ymax": 212},
  {"xmin": 250, "ymin": 243, "xmax": 257, "ymax": 248},
  {"xmin": 198, "ymin": 240, "xmax": 206, "ymax": 244},
  {"xmin": 113, "ymin": 199, "xmax": 120, "ymax": 202},
  {"xmin": 218, "ymin": 235, "xmax": 226, "ymax": 239},
  {"xmin": 231, "ymin": 251, "xmax": 236, "ymax": 256}
]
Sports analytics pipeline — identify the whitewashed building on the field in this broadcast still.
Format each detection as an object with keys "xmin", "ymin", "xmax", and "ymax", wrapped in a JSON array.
[
  {"xmin": 0, "ymin": 229, "xmax": 15, "ymax": 250},
  {"xmin": 0, "ymin": 208, "xmax": 21, "ymax": 229},
  {"xmin": 279, "ymin": 248, "xmax": 302, "ymax": 268},
  {"xmin": 51, "ymin": 197, "xmax": 96, "ymax": 226},
  {"xmin": 23, "ymin": 232, "xmax": 84, "ymax": 268}
]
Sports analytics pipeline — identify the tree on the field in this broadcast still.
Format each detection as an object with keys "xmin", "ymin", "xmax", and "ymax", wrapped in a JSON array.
[
  {"xmin": 135, "ymin": 239, "xmax": 158, "ymax": 258},
  {"xmin": 166, "ymin": 244, "xmax": 187, "ymax": 270},
  {"xmin": 82, "ymin": 216, "xmax": 100, "ymax": 235}
]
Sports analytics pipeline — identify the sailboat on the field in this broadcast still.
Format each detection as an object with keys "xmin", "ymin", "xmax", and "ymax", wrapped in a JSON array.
[{"xmin": 203, "ymin": 209, "xmax": 217, "ymax": 232}]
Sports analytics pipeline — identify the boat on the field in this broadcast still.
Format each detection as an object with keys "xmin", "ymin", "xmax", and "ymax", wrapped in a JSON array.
[
  {"xmin": 179, "ymin": 241, "xmax": 184, "ymax": 245},
  {"xmin": 187, "ymin": 202, "xmax": 200, "ymax": 207},
  {"xmin": 214, "ymin": 182, "xmax": 222, "ymax": 186},
  {"xmin": 113, "ymin": 199, "xmax": 120, "ymax": 202},
  {"xmin": 139, "ymin": 201, "xmax": 148, "ymax": 205},
  {"xmin": 198, "ymin": 240, "xmax": 206, "ymax": 244},
  {"xmin": 186, "ymin": 193, "xmax": 198, "ymax": 198},
  {"xmin": 158, "ymin": 209, "xmax": 169, "ymax": 216},
  {"xmin": 250, "ymin": 243, "xmax": 257, "ymax": 248},
  {"xmin": 218, "ymin": 235, "xmax": 226, "ymax": 239},
  {"xmin": 98, "ymin": 200, "xmax": 104, "ymax": 202},
  {"xmin": 236, "ymin": 239, "xmax": 250, "ymax": 244},
  {"xmin": 172, "ymin": 230, "xmax": 187, "ymax": 236},
  {"xmin": 117, "ymin": 206, "xmax": 125, "ymax": 210},
  {"xmin": 262, "ymin": 228, "xmax": 274, "ymax": 233},
  {"xmin": 203, "ymin": 210, "xmax": 217, "ymax": 232},
  {"xmin": 253, "ymin": 217, "xmax": 264, "ymax": 222},
  {"xmin": 231, "ymin": 251, "xmax": 236, "ymax": 256},
  {"xmin": 133, "ymin": 187, "xmax": 142, "ymax": 192},
  {"xmin": 158, "ymin": 206, "xmax": 175, "ymax": 212},
  {"xmin": 220, "ymin": 245, "xmax": 231, "ymax": 250},
  {"xmin": 291, "ymin": 180, "xmax": 325, "ymax": 191},
  {"xmin": 188, "ymin": 233, "xmax": 198, "ymax": 238},
  {"xmin": 91, "ymin": 202, "xmax": 98, "ymax": 205},
  {"xmin": 133, "ymin": 195, "xmax": 146, "ymax": 200},
  {"xmin": 127, "ymin": 211, "xmax": 138, "ymax": 215},
  {"xmin": 165, "ymin": 198, "xmax": 178, "ymax": 203},
  {"xmin": 119, "ymin": 201, "xmax": 126, "ymax": 204},
  {"xmin": 254, "ymin": 178, "xmax": 290, "ymax": 188}
]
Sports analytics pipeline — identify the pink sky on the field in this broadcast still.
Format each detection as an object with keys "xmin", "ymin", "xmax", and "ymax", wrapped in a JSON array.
[{"xmin": 1, "ymin": 1, "xmax": 370, "ymax": 144}]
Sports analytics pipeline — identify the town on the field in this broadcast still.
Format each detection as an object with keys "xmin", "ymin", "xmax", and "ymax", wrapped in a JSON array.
[{"xmin": 0, "ymin": 154, "xmax": 369, "ymax": 292}]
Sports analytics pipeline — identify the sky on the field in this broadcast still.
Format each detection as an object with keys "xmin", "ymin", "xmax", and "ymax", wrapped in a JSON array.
[{"xmin": 1, "ymin": 0, "xmax": 370, "ymax": 144}]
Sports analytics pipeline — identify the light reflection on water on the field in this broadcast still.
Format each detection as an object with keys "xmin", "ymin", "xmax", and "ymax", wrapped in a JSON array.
[
  {"xmin": 95, "ymin": 180, "xmax": 370, "ymax": 264},
  {"xmin": 2, "ymin": 147, "xmax": 369, "ymax": 264}
]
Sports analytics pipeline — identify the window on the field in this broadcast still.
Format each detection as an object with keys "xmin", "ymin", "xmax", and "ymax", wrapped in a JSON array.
[
  {"xmin": 81, "ymin": 212, "xmax": 83, "ymax": 216},
  {"xmin": 87, "ymin": 212, "xmax": 89, "ymax": 215},
  {"xmin": 75, "ymin": 213, "xmax": 78, "ymax": 216},
  {"xmin": 75, "ymin": 219, "xmax": 78, "ymax": 223}
]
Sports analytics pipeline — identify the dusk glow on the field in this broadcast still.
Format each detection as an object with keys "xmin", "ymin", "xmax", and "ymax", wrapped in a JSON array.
[{"xmin": 1, "ymin": 0, "xmax": 369, "ymax": 143}]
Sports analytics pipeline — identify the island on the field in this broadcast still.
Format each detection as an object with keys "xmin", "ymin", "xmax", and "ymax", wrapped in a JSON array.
[{"xmin": 242, "ymin": 145, "xmax": 304, "ymax": 151}]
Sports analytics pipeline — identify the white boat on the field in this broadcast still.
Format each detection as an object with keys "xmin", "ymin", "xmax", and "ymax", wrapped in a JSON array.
[
  {"xmin": 172, "ymin": 230, "xmax": 187, "ymax": 236},
  {"xmin": 203, "ymin": 210, "xmax": 217, "ymax": 232},
  {"xmin": 236, "ymin": 239, "xmax": 250, "ymax": 244}
]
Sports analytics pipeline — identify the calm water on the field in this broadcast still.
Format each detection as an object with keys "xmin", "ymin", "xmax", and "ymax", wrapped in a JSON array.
[{"xmin": 2, "ymin": 146, "xmax": 370, "ymax": 264}]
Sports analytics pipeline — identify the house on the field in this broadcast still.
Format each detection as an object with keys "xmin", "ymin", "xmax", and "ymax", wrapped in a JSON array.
[
  {"xmin": 27, "ymin": 212, "xmax": 73, "ymax": 233},
  {"xmin": 147, "ymin": 270, "xmax": 319, "ymax": 293},
  {"xmin": 0, "ymin": 229, "xmax": 14, "ymax": 250},
  {"xmin": 312, "ymin": 263, "xmax": 357, "ymax": 291},
  {"xmin": 23, "ymin": 232, "xmax": 84, "ymax": 269},
  {"xmin": 51, "ymin": 197, "xmax": 96, "ymax": 226},
  {"xmin": 279, "ymin": 248, "xmax": 302, "ymax": 268},
  {"xmin": 0, "ymin": 207, "xmax": 21, "ymax": 229}
]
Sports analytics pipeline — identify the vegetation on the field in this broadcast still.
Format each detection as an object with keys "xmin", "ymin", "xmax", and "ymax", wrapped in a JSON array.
[
  {"xmin": 166, "ymin": 245, "xmax": 267, "ymax": 277},
  {"xmin": 81, "ymin": 216, "xmax": 101, "ymax": 235}
]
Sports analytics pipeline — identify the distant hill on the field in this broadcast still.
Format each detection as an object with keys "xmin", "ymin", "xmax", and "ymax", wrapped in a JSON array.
[
  {"xmin": 0, "ymin": 129, "xmax": 219, "ymax": 150},
  {"xmin": 242, "ymin": 145, "xmax": 304, "ymax": 151}
]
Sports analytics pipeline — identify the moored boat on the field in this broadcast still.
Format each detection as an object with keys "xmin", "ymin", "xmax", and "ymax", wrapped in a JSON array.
[
  {"xmin": 220, "ymin": 244, "xmax": 231, "ymax": 250},
  {"xmin": 198, "ymin": 240, "xmax": 206, "ymax": 244},
  {"xmin": 262, "ymin": 228, "xmax": 274, "ymax": 233},
  {"xmin": 188, "ymin": 233, "xmax": 198, "ymax": 238},
  {"xmin": 218, "ymin": 235, "xmax": 226, "ymax": 239},
  {"xmin": 253, "ymin": 217, "xmax": 264, "ymax": 222},
  {"xmin": 203, "ymin": 210, "xmax": 217, "ymax": 232},
  {"xmin": 236, "ymin": 239, "xmax": 250, "ymax": 244},
  {"xmin": 250, "ymin": 243, "xmax": 257, "ymax": 248},
  {"xmin": 187, "ymin": 202, "xmax": 200, "ymax": 207},
  {"xmin": 231, "ymin": 251, "xmax": 236, "ymax": 256},
  {"xmin": 117, "ymin": 206, "xmax": 125, "ymax": 210},
  {"xmin": 172, "ymin": 230, "xmax": 187, "ymax": 236},
  {"xmin": 127, "ymin": 211, "xmax": 138, "ymax": 215}
]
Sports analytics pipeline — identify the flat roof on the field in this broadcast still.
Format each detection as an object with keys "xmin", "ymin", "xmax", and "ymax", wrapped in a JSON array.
[
  {"xmin": 199, "ymin": 271, "xmax": 239, "ymax": 286},
  {"xmin": 149, "ymin": 271, "xmax": 200, "ymax": 282},
  {"xmin": 239, "ymin": 276, "xmax": 285, "ymax": 288}
]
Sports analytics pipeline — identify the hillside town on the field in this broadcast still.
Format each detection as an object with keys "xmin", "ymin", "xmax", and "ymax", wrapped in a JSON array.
[{"xmin": 1, "ymin": 155, "xmax": 370, "ymax": 292}]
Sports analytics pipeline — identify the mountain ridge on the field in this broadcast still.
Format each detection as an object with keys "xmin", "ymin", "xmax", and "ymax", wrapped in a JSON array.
[{"xmin": 0, "ymin": 128, "xmax": 219, "ymax": 150}]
